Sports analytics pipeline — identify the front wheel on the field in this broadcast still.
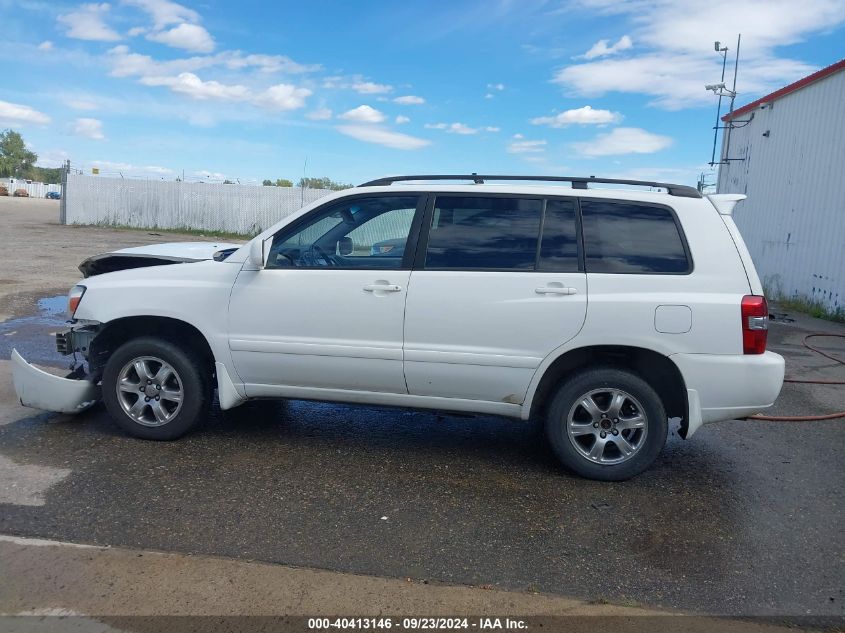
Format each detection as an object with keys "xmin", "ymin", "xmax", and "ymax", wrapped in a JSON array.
[
  {"xmin": 102, "ymin": 336, "xmax": 211, "ymax": 440},
  {"xmin": 545, "ymin": 367, "xmax": 668, "ymax": 481}
]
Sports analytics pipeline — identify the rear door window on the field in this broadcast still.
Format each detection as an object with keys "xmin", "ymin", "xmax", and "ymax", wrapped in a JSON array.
[
  {"xmin": 424, "ymin": 196, "xmax": 542, "ymax": 270},
  {"xmin": 580, "ymin": 200, "xmax": 690, "ymax": 274}
]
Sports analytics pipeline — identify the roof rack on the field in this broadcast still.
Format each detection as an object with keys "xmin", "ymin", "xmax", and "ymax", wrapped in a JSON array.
[{"xmin": 358, "ymin": 174, "xmax": 702, "ymax": 198}]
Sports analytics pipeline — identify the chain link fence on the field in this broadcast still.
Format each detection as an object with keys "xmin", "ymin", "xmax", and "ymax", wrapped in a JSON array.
[{"xmin": 63, "ymin": 174, "xmax": 335, "ymax": 235}]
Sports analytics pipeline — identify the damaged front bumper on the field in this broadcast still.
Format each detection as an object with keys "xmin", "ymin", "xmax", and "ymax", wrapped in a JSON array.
[{"xmin": 11, "ymin": 346, "xmax": 100, "ymax": 415}]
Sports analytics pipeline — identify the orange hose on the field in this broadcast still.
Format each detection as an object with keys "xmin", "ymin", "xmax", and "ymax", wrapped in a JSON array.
[{"xmin": 746, "ymin": 333, "xmax": 844, "ymax": 421}]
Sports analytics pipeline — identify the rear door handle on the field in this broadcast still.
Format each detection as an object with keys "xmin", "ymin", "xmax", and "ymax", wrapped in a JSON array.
[
  {"xmin": 363, "ymin": 284, "xmax": 402, "ymax": 292},
  {"xmin": 535, "ymin": 286, "xmax": 578, "ymax": 295}
]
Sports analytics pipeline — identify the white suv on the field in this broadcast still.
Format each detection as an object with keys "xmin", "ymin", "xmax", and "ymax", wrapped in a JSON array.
[{"xmin": 12, "ymin": 175, "xmax": 785, "ymax": 480}]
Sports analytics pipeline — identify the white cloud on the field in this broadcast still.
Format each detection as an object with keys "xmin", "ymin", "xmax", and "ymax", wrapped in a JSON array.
[
  {"xmin": 393, "ymin": 95, "xmax": 425, "ymax": 105},
  {"xmin": 193, "ymin": 169, "xmax": 227, "ymax": 180},
  {"xmin": 57, "ymin": 3, "xmax": 121, "ymax": 42},
  {"xmin": 571, "ymin": 127, "xmax": 673, "ymax": 156},
  {"xmin": 221, "ymin": 53, "xmax": 319, "ymax": 74},
  {"xmin": 507, "ymin": 139, "xmax": 546, "ymax": 154},
  {"xmin": 107, "ymin": 45, "xmax": 317, "ymax": 78},
  {"xmin": 65, "ymin": 98, "xmax": 99, "ymax": 111},
  {"xmin": 141, "ymin": 72, "xmax": 250, "ymax": 100},
  {"xmin": 395, "ymin": 115, "xmax": 410, "ymax": 124},
  {"xmin": 255, "ymin": 84, "xmax": 312, "ymax": 111},
  {"xmin": 485, "ymin": 126, "xmax": 500, "ymax": 132},
  {"xmin": 577, "ymin": 35, "xmax": 632, "ymax": 60},
  {"xmin": 73, "ymin": 118, "xmax": 105, "ymax": 140},
  {"xmin": 124, "ymin": 0, "xmax": 199, "ymax": 29},
  {"xmin": 338, "ymin": 105, "xmax": 386, "ymax": 123},
  {"xmin": 147, "ymin": 23, "xmax": 214, "ymax": 52},
  {"xmin": 554, "ymin": 0, "xmax": 844, "ymax": 109},
  {"xmin": 487, "ymin": 83, "xmax": 505, "ymax": 91},
  {"xmin": 140, "ymin": 71, "xmax": 311, "ymax": 110},
  {"xmin": 306, "ymin": 108, "xmax": 333, "ymax": 120},
  {"xmin": 92, "ymin": 159, "xmax": 174, "ymax": 177},
  {"xmin": 352, "ymin": 81, "xmax": 393, "ymax": 94},
  {"xmin": 336, "ymin": 125, "xmax": 430, "ymax": 150},
  {"xmin": 38, "ymin": 41, "xmax": 53, "ymax": 51},
  {"xmin": 484, "ymin": 93, "xmax": 494, "ymax": 99},
  {"xmin": 531, "ymin": 105, "xmax": 622, "ymax": 127},
  {"xmin": 424, "ymin": 122, "xmax": 478, "ymax": 134},
  {"xmin": 0, "ymin": 100, "xmax": 51, "ymax": 126},
  {"xmin": 127, "ymin": 26, "xmax": 146, "ymax": 36},
  {"xmin": 36, "ymin": 149, "xmax": 71, "ymax": 168}
]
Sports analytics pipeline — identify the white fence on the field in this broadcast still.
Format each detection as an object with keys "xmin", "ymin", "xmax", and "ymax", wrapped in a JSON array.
[
  {"xmin": 63, "ymin": 174, "xmax": 334, "ymax": 235},
  {"xmin": 1, "ymin": 178, "xmax": 62, "ymax": 198}
]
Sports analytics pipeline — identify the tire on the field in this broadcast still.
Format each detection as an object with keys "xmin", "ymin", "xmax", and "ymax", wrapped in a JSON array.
[
  {"xmin": 102, "ymin": 336, "xmax": 211, "ymax": 440},
  {"xmin": 545, "ymin": 367, "xmax": 667, "ymax": 481}
]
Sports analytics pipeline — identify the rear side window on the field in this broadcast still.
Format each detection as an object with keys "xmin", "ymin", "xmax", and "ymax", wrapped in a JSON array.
[
  {"xmin": 580, "ymin": 200, "xmax": 690, "ymax": 274},
  {"xmin": 425, "ymin": 196, "xmax": 541, "ymax": 270}
]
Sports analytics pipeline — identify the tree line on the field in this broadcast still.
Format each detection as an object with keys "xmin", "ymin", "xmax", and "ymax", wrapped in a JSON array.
[
  {"xmin": 0, "ymin": 129, "xmax": 62, "ymax": 183},
  {"xmin": 262, "ymin": 176, "xmax": 352, "ymax": 190}
]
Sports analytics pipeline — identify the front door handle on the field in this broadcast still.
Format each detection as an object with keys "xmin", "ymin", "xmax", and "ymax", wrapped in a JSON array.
[
  {"xmin": 363, "ymin": 283, "xmax": 402, "ymax": 292},
  {"xmin": 535, "ymin": 286, "xmax": 578, "ymax": 295}
]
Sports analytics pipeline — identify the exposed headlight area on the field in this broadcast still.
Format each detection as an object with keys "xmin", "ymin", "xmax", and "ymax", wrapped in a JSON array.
[{"xmin": 67, "ymin": 285, "xmax": 86, "ymax": 319}]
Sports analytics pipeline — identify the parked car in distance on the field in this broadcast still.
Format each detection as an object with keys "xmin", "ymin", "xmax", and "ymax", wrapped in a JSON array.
[
  {"xmin": 12, "ymin": 174, "xmax": 785, "ymax": 481},
  {"xmin": 45, "ymin": 191, "xmax": 61, "ymax": 200},
  {"xmin": 13, "ymin": 188, "xmax": 29, "ymax": 197}
]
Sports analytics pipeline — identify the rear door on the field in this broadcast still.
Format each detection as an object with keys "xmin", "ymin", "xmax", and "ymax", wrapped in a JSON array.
[{"xmin": 402, "ymin": 195, "xmax": 587, "ymax": 404}]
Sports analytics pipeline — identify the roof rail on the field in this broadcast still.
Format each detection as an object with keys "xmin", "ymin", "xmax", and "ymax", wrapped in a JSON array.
[{"xmin": 358, "ymin": 174, "xmax": 702, "ymax": 198}]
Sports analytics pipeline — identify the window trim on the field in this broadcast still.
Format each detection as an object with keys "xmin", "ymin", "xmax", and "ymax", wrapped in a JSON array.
[
  {"xmin": 537, "ymin": 196, "xmax": 584, "ymax": 274},
  {"xmin": 577, "ymin": 197, "xmax": 694, "ymax": 276},
  {"xmin": 266, "ymin": 191, "xmax": 429, "ymax": 271}
]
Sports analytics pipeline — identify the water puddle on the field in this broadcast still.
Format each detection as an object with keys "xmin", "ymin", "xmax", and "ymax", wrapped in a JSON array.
[{"xmin": 1, "ymin": 295, "xmax": 70, "ymax": 367}]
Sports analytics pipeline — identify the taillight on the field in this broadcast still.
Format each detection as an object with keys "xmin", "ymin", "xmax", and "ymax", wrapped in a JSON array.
[{"xmin": 741, "ymin": 295, "xmax": 768, "ymax": 354}]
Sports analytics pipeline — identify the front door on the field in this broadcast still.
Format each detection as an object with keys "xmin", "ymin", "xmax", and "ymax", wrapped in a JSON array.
[
  {"xmin": 403, "ymin": 195, "xmax": 588, "ymax": 404},
  {"xmin": 228, "ymin": 194, "xmax": 424, "ymax": 396}
]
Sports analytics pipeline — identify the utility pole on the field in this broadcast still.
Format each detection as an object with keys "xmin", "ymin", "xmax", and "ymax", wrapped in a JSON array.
[{"xmin": 59, "ymin": 159, "xmax": 70, "ymax": 224}]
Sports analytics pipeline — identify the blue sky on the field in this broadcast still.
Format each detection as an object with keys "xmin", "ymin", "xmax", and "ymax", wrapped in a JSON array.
[{"xmin": 2, "ymin": 0, "xmax": 844, "ymax": 186}]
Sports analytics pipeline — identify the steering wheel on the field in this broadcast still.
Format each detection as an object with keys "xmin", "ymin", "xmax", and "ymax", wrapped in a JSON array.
[{"xmin": 308, "ymin": 243, "xmax": 337, "ymax": 267}]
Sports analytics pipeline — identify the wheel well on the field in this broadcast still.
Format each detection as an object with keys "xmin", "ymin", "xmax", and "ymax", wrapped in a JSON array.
[
  {"xmin": 529, "ymin": 345, "xmax": 688, "ymax": 435},
  {"xmin": 87, "ymin": 316, "xmax": 215, "ymax": 380}
]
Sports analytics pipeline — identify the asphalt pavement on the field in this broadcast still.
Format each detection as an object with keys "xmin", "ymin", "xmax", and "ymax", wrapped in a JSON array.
[{"xmin": 1, "ymin": 299, "xmax": 843, "ymax": 620}]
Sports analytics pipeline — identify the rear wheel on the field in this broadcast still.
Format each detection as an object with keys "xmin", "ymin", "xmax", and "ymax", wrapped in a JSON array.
[
  {"xmin": 102, "ymin": 336, "xmax": 211, "ymax": 440},
  {"xmin": 545, "ymin": 367, "xmax": 667, "ymax": 481}
]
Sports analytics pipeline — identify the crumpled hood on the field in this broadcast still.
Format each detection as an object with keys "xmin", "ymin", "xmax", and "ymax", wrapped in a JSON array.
[{"xmin": 79, "ymin": 241, "xmax": 243, "ymax": 277}]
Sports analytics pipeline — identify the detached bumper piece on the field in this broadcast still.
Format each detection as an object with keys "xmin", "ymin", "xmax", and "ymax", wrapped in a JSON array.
[{"xmin": 11, "ymin": 349, "xmax": 100, "ymax": 414}]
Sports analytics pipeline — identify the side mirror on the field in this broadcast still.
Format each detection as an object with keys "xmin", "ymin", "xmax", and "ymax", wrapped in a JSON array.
[
  {"xmin": 248, "ymin": 238, "xmax": 266, "ymax": 269},
  {"xmin": 337, "ymin": 237, "xmax": 354, "ymax": 256}
]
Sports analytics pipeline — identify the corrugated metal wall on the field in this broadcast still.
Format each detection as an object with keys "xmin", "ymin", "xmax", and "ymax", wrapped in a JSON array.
[
  {"xmin": 1, "ymin": 178, "xmax": 62, "ymax": 198},
  {"xmin": 717, "ymin": 69, "xmax": 845, "ymax": 313},
  {"xmin": 64, "ymin": 174, "xmax": 334, "ymax": 235}
]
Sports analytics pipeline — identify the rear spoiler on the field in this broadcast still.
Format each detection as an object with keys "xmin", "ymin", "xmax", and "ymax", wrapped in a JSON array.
[{"xmin": 707, "ymin": 193, "xmax": 747, "ymax": 215}]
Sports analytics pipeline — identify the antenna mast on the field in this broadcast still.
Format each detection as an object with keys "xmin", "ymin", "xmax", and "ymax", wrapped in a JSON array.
[{"xmin": 706, "ymin": 33, "xmax": 750, "ymax": 167}]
